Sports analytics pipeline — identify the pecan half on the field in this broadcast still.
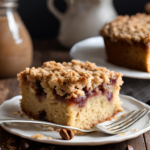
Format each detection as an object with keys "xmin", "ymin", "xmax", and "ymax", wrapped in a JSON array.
[
  {"xmin": 59, "ymin": 129, "xmax": 74, "ymax": 140},
  {"xmin": 127, "ymin": 145, "xmax": 134, "ymax": 150}
]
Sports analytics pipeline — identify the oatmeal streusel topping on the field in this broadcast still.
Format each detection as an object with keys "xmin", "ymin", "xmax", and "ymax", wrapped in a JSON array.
[
  {"xmin": 17, "ymin": 60, "xmax": 123, "ymax": 99},
  {"xmin": 101, "ymin": 13, "xmax": 150, "ymax": 44}
]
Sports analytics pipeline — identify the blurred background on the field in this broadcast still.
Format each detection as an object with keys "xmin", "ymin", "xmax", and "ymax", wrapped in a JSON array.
[
  {"xmin": 1, "ymin": 0, "xmax": 150, "ymax": 78},
  {"xmin": 18, "ymin": 0, "xmax": 150, "ymax": 39}
]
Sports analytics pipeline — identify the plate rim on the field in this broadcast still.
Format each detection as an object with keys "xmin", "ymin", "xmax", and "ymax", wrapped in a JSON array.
[
  {"xmin": 69, "ymin": 36, "xmax": 150, "ymax": 79},
  {"xmin": 1, "ymin": 95, "xmax": 150, "ymax": 145}
]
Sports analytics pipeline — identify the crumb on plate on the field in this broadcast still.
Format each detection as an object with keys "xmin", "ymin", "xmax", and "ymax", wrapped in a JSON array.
[
  {"xmin": 131, "ymin": 129, "xmax": 137, "ymax": 132},
  {"xmin": 31, "ymin": 133, "xmax": 52, "ymax": 140},
  {"xmin": 13, "ymin": 111, "xmax": 20, "ymax": 115},
  {"xmin": 47, "ymin": 127, "xmax": 55, "ymax": 131},
  {"xmin": 121, "ymin": 113, "xmax": 126, "ymax": 117},
  {"xmin": 119, "ymin": 133, "xmax": 126, "ymax": 136}
]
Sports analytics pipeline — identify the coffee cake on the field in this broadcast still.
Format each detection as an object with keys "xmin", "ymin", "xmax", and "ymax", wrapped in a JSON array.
[
  {"xmin": 101, "ymin": 13, "xmax": 150, "ymax": 73},
  {"xmin": 17, "ymin": 60, "xmax": 123, "ymax": 129}
]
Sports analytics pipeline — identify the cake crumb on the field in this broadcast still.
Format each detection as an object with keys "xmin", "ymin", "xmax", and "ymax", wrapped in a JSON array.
[
  {"xmin": 115, "ymin": 113, "xmax": 126, "ymax": 120},
  {"xmin": 73, "ymin": 130, "xmax": 83, "ymax": 135},
  {"xmin": 119, "ymin": 133, "xmax": 126, "ymax": 136},
  {"xmin": 47, "ymin": 127, "xmax": 54, "ymax": 131},
  {"xmin": 13, "ymin": 111, "xmax": 20, "ymax": 115},
  {"xmin": 40, "ymin": 125, "xmax": 46, "ymax": 128},
  {"xmin": 40, "ymin": 125, "xmax": 54, "ymax": 131},
  {"xmin": 13, "ymin": 110, "xmax": 25, "ymax": 118},
  {"xmin": 56, "ymin": 129, "xmax": 61, "ymax": 133},
  {"xmin": 31, "ymin": 133, "xmax": 52, "ymax": 139},
  {"xmin": 20, "ymin": 113, "xmax": 24, "ymax": 118},
  {"xmin": 131, "ymin": 129, "xmax": 137, "ymax": 132},
  {"xmin": 13, "ymin": 112, "xmax": 18, "ymax": 115},
  {"xmin": 40, "ymin": 125, "xmax": 58, "ymax": 132},
  {"xmin": 121, "ymin": 113, "xmax": 126, "ymax": 117}
]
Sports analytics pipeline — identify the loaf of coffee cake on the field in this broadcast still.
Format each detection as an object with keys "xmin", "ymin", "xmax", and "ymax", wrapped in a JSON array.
[
  {"xmin": 101, "ymin": 13, "xmax": 150, "ymax": 73},
  {"xmin": 17, "ymin": 60, "xmax": 123, "ymax": 129}
]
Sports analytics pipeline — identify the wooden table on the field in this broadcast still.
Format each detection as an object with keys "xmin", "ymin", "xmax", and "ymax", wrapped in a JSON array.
[{"xmin": 0, "ymin": 39, "xmax": 150, "ymax": 150}]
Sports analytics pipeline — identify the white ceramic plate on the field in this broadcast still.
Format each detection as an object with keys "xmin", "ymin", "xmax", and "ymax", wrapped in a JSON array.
[
  {"xmin": 70, "ymin": 36, "xmax": 150, "ymax": 79},
  {"xmin": 0, "ymin": 95, "xmax": 150, "ymax": 145}
]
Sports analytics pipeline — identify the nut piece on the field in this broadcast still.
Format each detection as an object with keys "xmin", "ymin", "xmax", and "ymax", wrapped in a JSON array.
[
  {"xmin": 127, "ymin": 145, "xmax": 134, "ymax": 150},
  {"xmin": 59, "ymin": 129, "xmax": 74, "ymax": 140}
]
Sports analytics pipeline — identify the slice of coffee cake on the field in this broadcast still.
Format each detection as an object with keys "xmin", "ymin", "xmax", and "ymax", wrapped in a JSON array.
[
  {"xmin": 17, "ymin": 60, "xmax": 123, "ymax": 129},
  {"xmin": 101, "ymin": 13, "xmax": 150, "ymax": 73}
]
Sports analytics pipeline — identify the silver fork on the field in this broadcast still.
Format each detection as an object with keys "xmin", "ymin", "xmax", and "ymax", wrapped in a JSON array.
[{"xmin": 0, "ymin": 108, "xmax": 149, "ymax": 135}]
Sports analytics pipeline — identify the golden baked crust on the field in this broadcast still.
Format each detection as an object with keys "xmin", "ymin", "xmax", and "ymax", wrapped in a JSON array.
[
  {"xmin": 18, "ymin": 60, "xmax": 123, "ymax": 129},
  {"xmin": 17, "ymin": 60, "xmax": 123, "ymax": 99},
  {"xmin": 100, "ymin": 13, "xmax": 150, "ymax": 44}
]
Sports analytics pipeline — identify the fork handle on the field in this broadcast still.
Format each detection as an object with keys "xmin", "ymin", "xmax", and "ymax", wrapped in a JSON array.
[
  {"xmin": 0, "ymin": 119, "xmax": 88, "ymax": 132},
  {"xmin": 0, "ymin": 119, "xmax": 75, "ymax": 129}
]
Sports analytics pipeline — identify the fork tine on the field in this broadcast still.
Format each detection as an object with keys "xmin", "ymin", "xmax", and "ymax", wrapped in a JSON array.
[
  {"xmin": 107, "ymin": 109, "xmax": 146, "ymax": 129},
  {"xmin": 105, "ymin": 110, "xmax": 136, "ymax": 127},
  {"xmin": 108, "ymin": 109, "xmax": 148, "ymax": 132}
]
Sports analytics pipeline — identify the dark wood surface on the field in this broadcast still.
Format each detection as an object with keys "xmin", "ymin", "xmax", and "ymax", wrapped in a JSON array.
[{"xmin": 0, "ymin": 39, "xmax": 150, "ymax": 150}]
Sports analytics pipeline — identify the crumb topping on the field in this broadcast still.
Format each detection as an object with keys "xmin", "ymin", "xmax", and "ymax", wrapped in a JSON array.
[
  {"xmin": 100, "ymin": 13, "xmax": 150, "ymax": 44},
  {"xmin": 17, "ymin": 60, "xmax": 123, "ymax": 99}
]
